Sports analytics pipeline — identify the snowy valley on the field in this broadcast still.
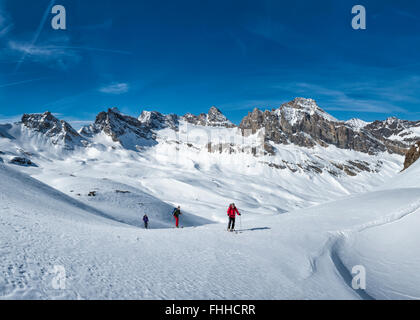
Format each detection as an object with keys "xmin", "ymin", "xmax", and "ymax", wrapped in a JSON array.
[{"xmin": 1, "ymin": 97, "xmax": 420, "ymax": 299}]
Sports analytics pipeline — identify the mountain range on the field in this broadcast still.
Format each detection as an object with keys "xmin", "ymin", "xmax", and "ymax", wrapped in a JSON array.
[{"xmin": 1, "ymin": 98, "xmax": 419, "ymax": 178}]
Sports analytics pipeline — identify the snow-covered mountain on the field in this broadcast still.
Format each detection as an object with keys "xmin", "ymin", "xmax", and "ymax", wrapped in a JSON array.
[
  {"xmin": 1, "ymin": 98, "xmax": 419, "ymax": 181},
  {"xmin": 366, "ymin": 116, "xmax": 420, "ymax": 148},
  {"xmin": 79, "ymin": 107, "xmax": 158, "ymax": 150},
  {"xmin": 239, "ymin": 98, "xmax": 417, "ymax": 156},
  {"xmin": 21, "ymin": 111, "xmax": 86, "ymax": 150},
  {"xmin": 1, "ymin": 98, "xmax": 420, "ymax": 299}
]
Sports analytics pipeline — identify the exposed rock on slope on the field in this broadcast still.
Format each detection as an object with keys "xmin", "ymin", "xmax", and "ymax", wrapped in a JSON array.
[
  {"xmin": 403, "ymin": 141, "xmax": 420, "ymax": 170},
  {"xmin": 9, "ymin": 156, "xmax": 37, "ymax": 167},
  {"xmin": 365, "ymin": 118, "xmax": 420, "ymax": 154}
]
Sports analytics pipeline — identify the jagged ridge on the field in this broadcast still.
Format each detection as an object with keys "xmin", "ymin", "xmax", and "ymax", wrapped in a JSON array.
[
  {"xmin": 239, "ymin": 98, "xmax": 418, "ymax": 155},
  {"xmin": 21, "ymin": 111, "xmax": 85, "ymax": 150},
  {"xmin": 3, "ymin": 98, "xmax": 420, "ymax": 164}
]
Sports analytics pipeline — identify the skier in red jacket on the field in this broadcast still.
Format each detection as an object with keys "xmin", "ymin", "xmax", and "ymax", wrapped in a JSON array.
[
  {"xmin": 227, "ymin": 203, "xmax": 240, "ymax": 232},
  {"xmin": 172, "ymin": 206, "xmax": 182, "ymax": 228}
]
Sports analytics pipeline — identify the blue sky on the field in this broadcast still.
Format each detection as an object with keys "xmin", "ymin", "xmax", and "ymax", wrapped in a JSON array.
[{"xmin": 0, "ymin": 0, "xmax": 419, "ymax": 126}]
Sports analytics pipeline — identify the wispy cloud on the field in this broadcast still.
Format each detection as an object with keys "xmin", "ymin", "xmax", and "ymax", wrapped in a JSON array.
[
  {"xmin": 0, "ymin": 1, "xmax": 13, "ymax": 38},
  {"xmin": 0, "ymin": 77, "xmax": 46, "ymax": 88},
  {"xmin": 396, "ymin": 10, "xmax": 419, "ymax": 20},
  {"xmin": 0, "ymin": 113, "xmax": 93, "ymax": 129},
  {"xmin": 4, "ymin": 39, "xmax": 132, "ymax": 70},
  {"xmin": 41, "ymin": 89, "xmax": 94, "ymax": 114},
  {"xmin": 0, "ymin": 114, "xmax": 21, "ymax": 124},
  {"xmin": 55, "ymin": 46, "xmax": 132, "ymax": 55},
  {"xmin": 220, "ymin": 71, "xmax": 419, "ymax": 120},
  {"xmin": 14, "ymin": 0, "xmax": 56, "ymax": 72},
  {"xmin": 0, "ymin": 1, "xmax": 131, "ymax": 71},
  {"xmin": 220, "ymin": 99, "xmax": 286, "ymax": 112},
  {"xmin": 65, "ymin": 119, "xmax": 93, "ymax": 130},
  {"xmin": 76, "ymin": 19, "xmax": 113, "ymax": 31},
  {"xmin": 99, "ymin": 82, "xmax": 129, "ymax": 95},
  {"xmin": 8, "ymin": 39, "xmax": 82, "ymax": 70},
  {"xmin": 281, "ymin": 82, "xmax": 410, "ymax": 115}
]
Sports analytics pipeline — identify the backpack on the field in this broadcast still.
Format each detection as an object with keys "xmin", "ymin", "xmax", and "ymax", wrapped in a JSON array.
[{"xmin": 173, "ymin": 208, "xmax": 180, "ymax": 217}]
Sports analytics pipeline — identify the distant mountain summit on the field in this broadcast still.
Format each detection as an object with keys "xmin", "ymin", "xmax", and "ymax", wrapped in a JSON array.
[
  {"xmin": 182, "ymin": 106, "xmax": 235, "ymax": 128},
  {"xmin": 364, "ymin": 117, "xmax": 420, "ymax": 148},
  {"xmin": 138, "ymin": 111, "xmax": 179, "ymax": 131},
  {"xmin": 79, "ymin": 108, "xmax": 155, "ymax": 150},
  {"xmin": 240, "ymin": 98, "xmax": 419, "ymax": 155},
  {"xmin": 21, "ymin": 111, "xmax": 85, "ymax": 150}
]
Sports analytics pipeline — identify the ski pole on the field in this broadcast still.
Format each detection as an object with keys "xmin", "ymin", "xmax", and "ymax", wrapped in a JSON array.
[{"xmin": 239, "ymin": 214, "xmax": 242, "ymax": 231}]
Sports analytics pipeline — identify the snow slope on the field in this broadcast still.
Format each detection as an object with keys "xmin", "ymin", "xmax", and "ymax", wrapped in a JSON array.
[
  {"xmin": 336, "ymin": 160, "xmax": 420, "ymax": 299},
  {"xmin": 1, "ymin": 154, "xmax": 420, "ymax": 299}
]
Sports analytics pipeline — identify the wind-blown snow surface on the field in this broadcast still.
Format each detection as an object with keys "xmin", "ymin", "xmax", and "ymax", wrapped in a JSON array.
[
  {"xmin": 1, "ymin": 158, "xmax": 420, "ymax": 299},
  {"xmin": 1, "ymin": 120, "xmax": 419, "ymax": 299}
]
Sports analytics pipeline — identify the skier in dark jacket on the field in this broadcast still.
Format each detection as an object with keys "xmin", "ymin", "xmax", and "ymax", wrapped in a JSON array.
[
  {"xmin": 143, "ymin": 214, "xmax": 149, "ymax": 229},
  {"xmin": 227, "ymin": 203, "xmax": 240, "ymax": 232},
  {"xmin": 172, "ymin": 206, "xmax": 182, "ymax": 228}
]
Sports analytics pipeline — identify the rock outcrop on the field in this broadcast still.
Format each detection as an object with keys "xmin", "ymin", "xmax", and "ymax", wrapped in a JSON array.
[
  {"xmin": 403, "ymin": 141, "xmax": 420, "ymax": 170},
  {"xmin": 9, "ymin": 156, "xmax": 36, "ymax": 167}
]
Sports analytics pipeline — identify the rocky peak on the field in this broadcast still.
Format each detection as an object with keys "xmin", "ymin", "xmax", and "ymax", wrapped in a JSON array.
[
  {"xmin": 283, "ymin": 97, "xmax": 318, "ymax": 110},
  {"xmin": 138, "ymin": 110, "xmax": 179, "ymax": 130},
  {"xmin": 80, "ymin": 108, "xmax": 156, "ymax": 150},
  {"xmin": 240, "ymin": 98, "xmax": 387, "ymax": 154},
  {"xmin": 366, "ymin": 118, "xmax": 416, "ymax": 137},
  {"xmin": 21, "ymin": 111, "xmax": 84, "ymax": 150},
  {"xmin": 22, "ymin": 111, "xmax": 56, "ymax": 129},
  {"xmin": 238, "ymin": 98, "xmax": 420, "ymax": 156},
  {"xmin": 278, "ymin": 98, "xmax": 338, "ymax": 124},
  {"xmin": 239, "ymin": 108, "xmax": 268, "ymax": 132},
  {"xmin": 363, "ymin": 118, "xmax": 420, "ymax": 154},
  {"xmin": 182, "ymin": 107, "xmax": 235, "ymax": 128},
  {"xmin": 207, "ymin": 106, "xmax": 231, "ymax": 126},
  {"xmin": 79, "ymin": 108, "xmax": 183, "ymax": 150}
]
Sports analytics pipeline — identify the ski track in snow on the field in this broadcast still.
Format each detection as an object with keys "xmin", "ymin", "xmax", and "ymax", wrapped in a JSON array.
[{"xmin": 312, "ymin": 198, "xmax": 420, "ymax": 300}]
